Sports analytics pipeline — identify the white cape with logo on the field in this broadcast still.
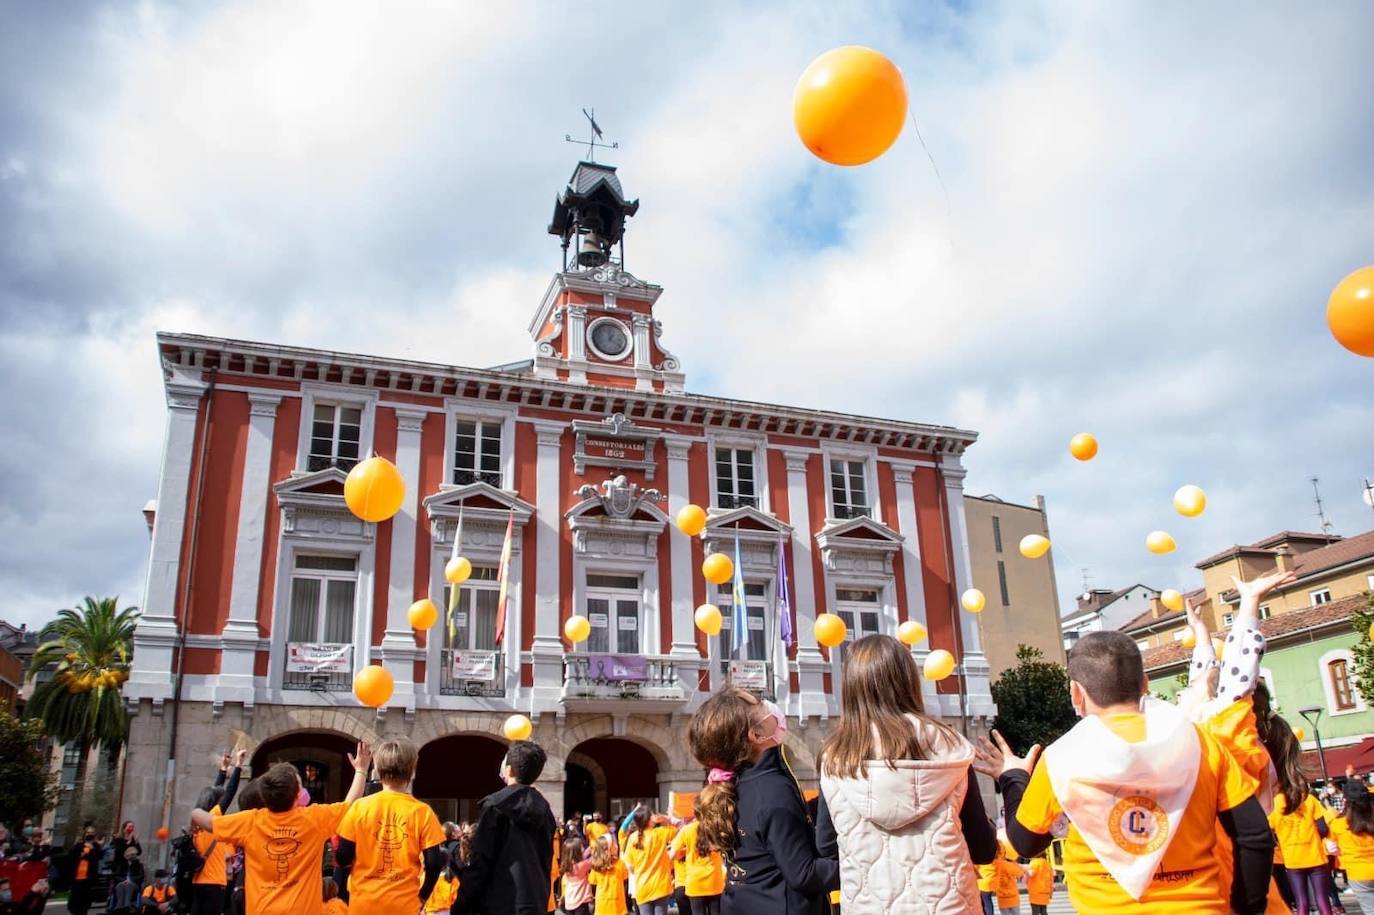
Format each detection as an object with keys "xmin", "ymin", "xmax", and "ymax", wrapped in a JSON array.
[{"xmin": 1042, "ymin": 697, "xmax": 1201, "ymax": 900}]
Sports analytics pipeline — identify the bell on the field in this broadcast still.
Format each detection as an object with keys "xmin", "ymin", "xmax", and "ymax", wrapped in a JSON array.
[{"xmin": 577, "ymin": 233, "xmax": 608, "ymax": 267}]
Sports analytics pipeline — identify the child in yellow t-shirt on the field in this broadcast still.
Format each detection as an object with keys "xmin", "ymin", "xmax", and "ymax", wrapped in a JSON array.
[
  {"xmin": 321, "ymin": 877, "xmax": 348, "ymax": 915},
  {"xmin": 976, "ymin": 631, "xmax": 1273, "ymax": 915},
  {"xmin": 992, "ymin": 839, "xmax": 1025, "ymax": 915},
  {"xmin": 337, "ymin": 738, "xmax": 447, "ymax": 915},
  {"xmin": 587, "ymin": 835, "xmax": 629, "ymax": 915},
  {"xmin": 1025, "ymin": 854, "xmax": 1053, "ymax": 915},
  {"xmin": 668, "ymin": 812, "xmax": 726, "ymax": 910},
  {"xmin": 424, "ymin": 866, "xmax": 459, "ymax": 914}
]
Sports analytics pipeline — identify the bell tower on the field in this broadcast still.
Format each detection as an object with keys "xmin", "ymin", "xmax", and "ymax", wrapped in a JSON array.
[{"xmin": 528, "ymin": 161, "xmax": 684, "ymax": 393}]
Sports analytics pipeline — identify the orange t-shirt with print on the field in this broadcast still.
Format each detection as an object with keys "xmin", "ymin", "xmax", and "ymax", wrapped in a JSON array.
[
  {"xmin": 321, "ymin": 898, "xmax": 348, "ymax": 915},
  {"xmin": 337, "ymin": 789, "xmax": 445, "ymax": 915},
  {"xmin": 1026, "ymin": 857, "xmax": 1053, "ymax": 905},
  {"xmin": 1015, "ymin": 712, "xmax": 1255, "ymax": 914},
  {"xmin": 668, "ymin": 822, "xmax": 725, "ymax": 897},
  {"xmin": 194, "ymin": 804, "xmax": 230, "ymax": 886},
  {"xmin": 213, "ymin": 801, "xmax": 351, "ymax": 915},
  {"xmin": 1270, "ymin": 793, "xmax": 1328, "ymax": 870},
  {"xmin": 424, "ymin": 873, "xmax": 458, "ymax": 913}
]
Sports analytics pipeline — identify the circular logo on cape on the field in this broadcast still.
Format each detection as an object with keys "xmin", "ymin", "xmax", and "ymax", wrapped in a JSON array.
[{"xmin": 1107, "ymin": 795, "xmax": 1169, "ymax": 855}]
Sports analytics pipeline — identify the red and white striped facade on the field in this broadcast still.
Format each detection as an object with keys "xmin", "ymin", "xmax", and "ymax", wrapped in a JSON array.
[{"xmin": 122, "ymin": 173, "xmax": 992, "ymax": 827}]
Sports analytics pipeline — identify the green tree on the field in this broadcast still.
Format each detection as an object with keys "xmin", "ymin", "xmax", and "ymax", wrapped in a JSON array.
[
  {"xmin": 0, "ymin": 701, "xmax": 61, "ymax": 826},
  {"xmin": 1351, "ymin": 591, "xmax": 1374, "ymax": 706},
  {"xmin": 24, "ymin": 596, "xmax": 139, "ymax": 836},
  {"xmin": 990, "ymin": 644, "xmax": 1078, "ymax": 755}
]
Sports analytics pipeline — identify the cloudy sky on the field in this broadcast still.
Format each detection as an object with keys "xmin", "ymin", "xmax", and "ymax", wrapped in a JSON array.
[{"xmin": 2, "ymin": 1, "xmax": 1372, "ymax": 630}]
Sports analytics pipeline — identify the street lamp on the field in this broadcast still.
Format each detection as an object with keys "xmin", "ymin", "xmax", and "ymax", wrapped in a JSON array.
[{"xmin": 1299, "ymin": 705, "xmax": 1331, "ymax": 785}]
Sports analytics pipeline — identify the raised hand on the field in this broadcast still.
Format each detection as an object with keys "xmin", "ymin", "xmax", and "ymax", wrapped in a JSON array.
[
  {"xmin": 233, "ymin": 747, "xmax": 249, "ymax": 767},
  {"xmin": 973, "ymin": 729, "xmax": 1042, "ymax": 779},
  {"xmin": 1231, "ymin": 567, "xmax": 1298, "ymax": 616},
  {"xmin": 349, "ymin": 741, "xmax": 373, "ymax": 773}
]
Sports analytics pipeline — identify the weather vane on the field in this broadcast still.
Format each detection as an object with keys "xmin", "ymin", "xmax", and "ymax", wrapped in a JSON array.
[{"xmin": 565, "ymin": 108, "xmax": 619, "ymax": 162}]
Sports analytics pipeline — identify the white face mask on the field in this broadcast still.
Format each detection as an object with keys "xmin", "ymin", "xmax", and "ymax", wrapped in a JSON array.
[
  {"xmin": 763, "ymin": 699, "xmax": 788, "ymax": 747},
  {"xmin": 498, "ymin": 756, "xmax": 509, "ymax": 782}
]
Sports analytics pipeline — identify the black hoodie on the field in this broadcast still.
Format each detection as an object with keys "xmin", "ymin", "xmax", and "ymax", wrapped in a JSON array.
[
  {"xmin": 724, "ymin": 745, "xmax": 839, "ymax": 915},
  {"xmin": 454, "ymin": 784, "xmax": 556, "ymax": 915}
]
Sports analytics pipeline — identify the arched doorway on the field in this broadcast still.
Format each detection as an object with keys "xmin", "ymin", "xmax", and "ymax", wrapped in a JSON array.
[
  {"xmin": 415, "ymin": 735, "xmax": 508, "ymax": 825},
  {"xmin": 568, "ymin": 738, "xmax": 660, "ymax": 822},
  {"xmin": 564, "ymin": 762, "xmax": 596, "ymax": 821},
  {"xmin": 251, "ymin": 731, "xmax": 357, "ymax": 806}
]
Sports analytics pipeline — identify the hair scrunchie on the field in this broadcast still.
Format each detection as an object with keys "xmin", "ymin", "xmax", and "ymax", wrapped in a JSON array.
[{"xmin": 707, "ymin": 767, "xmax": 735, "ymax": 784}]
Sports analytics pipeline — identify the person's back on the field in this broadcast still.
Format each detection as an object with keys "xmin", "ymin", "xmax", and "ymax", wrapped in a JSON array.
[
  {"xmin": 455, "ymin": 740, "xmax": 557, "ymax": 915},
  {"xmin": 816, "ymin": 636, "xmax": 995, "ymax": 913},
  {"xmin": 983, "ymin": 630, "xmax": 1273, "ymax": 915},
  {"xmin": 337, "ymin": 739, "xmax": 445, "ymax": 915},
  {"xmin": 621, "ymin": 810, "xmax": 675, "ymax": 913},
  {"xmin": 587, "ymin": 839, "xmax": 628, "ymax": 915},
  {"xmin": 1025, "ymin": 856, "xmax": 1053, "ymax": 912}
]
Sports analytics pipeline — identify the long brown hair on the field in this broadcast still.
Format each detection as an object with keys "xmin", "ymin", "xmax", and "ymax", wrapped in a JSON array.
[
  {"xmin": 820, "ymin": 634, "xmax": 957, "ymax": 779},
  {"xmin": 692, "ymin": 797, "xmax": 710, "ymax": 858},
  {"xmin": 560, "ymin": 835, "xmax": 585, "ymax": 873},
  {"xmin": 590, "ymin": 835, "xmax": 618, "ymax": 872},
  {"xmin": 628, "ymin": 803, "xmax": 651, "ymax": 850},
  {"xmin": 687, "ymin": 687, "xmax": 762, "ymax": 858},
  {"xmin": 1253, "ymin": 681, "xmax": 1308, "ymax": 812}
]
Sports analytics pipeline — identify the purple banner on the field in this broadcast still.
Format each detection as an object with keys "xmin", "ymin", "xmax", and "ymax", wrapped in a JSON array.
[{"xmin": 586, "ymin": 654, "xmax": 649, "ymax": 682}]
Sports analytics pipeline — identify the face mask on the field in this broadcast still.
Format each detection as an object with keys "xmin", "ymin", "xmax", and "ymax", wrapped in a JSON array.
[
  {"xmin": 763, "ymin": 699, "xmax": 788, "ymax": 747},
  {"xmin": 497, "ymin": 756, "xmax": 509, "ymax": 782}
]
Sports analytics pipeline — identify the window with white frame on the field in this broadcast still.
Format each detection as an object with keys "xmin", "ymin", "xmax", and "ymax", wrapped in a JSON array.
[
  {"xmin": 835, "ymin": 587, "xmax": 882, "ymax": 661},
  {"xmin": 716, "ymin": 582, "xmax": 768, "ymax": 667},
  {"xmin": 308, "ymin": 404, "xmax": 362, "ymax": 472},
  {"xmin": 829, "ymin": 459, "xmax": 870, "ymax": 520},
  {"xmin": 585, "ymin": 574, "xmax": 641, "ymax": 654},
  {"xmin": 453, "ymin": 419, "xmax": 503, "ymax": 487},
  {"xmin": 442, "ymin": 567, "xmax": 500, "ymax": 651},
  {"xmin": 1259, "ymin": 604, "xmax": 1272, "ymax": 619},
  {"xmin": 1136, "ymin": 639, "xmax": 1150, "ymax": 651},
  {"xmin": 715, "ymin": 448, "xmax": 758, "ymax": 509},
  {"xmin": 1330, "ymin": 658, "xmax": 1356, "ymax": 711},
  {"xmin": 1173, "ymin": 629, "xmax": 1186, "ymax": 642},
  {"xmin": 1222, "ymin": 612, "xmax": 1235, "ymax": 627},
  {"xmin": 1310, "ymin": 589, "xmax": 1332, "ymax": 606},
  {"xmin": 287, "ymin": 555, "xmax": 358, "ymax": 644}
]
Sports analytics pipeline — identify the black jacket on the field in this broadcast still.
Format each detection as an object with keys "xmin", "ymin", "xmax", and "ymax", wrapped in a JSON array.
[
  {"xmin": 723, "ymin": 746, "xmax": 839, "ymax": 915},
  {"xmin": 455, "ymin": 784, "xmax": 556, "ymax": 915}
]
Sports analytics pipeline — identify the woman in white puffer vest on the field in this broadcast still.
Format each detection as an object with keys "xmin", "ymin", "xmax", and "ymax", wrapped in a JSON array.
[{"xmin": 816, "ymin": 635, "xmax": 999, "ymax": 914}]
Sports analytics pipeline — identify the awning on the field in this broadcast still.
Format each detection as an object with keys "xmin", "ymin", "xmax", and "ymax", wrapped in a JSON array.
[{"xmin": 1302, "ymin": 736, "xmax": 1374, "ymax": 780}]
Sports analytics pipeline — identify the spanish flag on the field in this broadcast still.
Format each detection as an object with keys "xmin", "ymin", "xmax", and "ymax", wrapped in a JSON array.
[{"xmin": 493, "ymin": 509, "xmax": 514, "ymax": 645}]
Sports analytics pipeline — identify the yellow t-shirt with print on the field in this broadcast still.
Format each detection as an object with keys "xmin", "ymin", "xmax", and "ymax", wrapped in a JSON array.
[
  {"xmin": 668, "ymin": 822, "xmax": 725, "ymax": 897},
  {"xmin": 337, "ymin": 790, "xmax": 445, "ymax": 915},
  {"xmin": 1269, "ymin": 793, "xmax": 1329, "ymax": 870},
  {"xmin": 622, "ymin": 825, "xmax": 676, "ymax": 903},
  {"xmin": 1015, "ymin": 712, "xmax": 1255, "ymax": 914},
  {"xmin": 1330, "ymin": 816, "xmax": 1374, "ymax": 881}
]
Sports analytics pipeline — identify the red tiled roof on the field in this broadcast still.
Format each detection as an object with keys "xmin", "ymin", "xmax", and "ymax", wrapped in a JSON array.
[
  {"xmin": 1216, "ymin": 530, "xmax": 1374, "ymax": 602},
  {"xmin": 1195, "ymin": 530, "xmax": 1347, "ymax": 570},
  {"xmin": 1118, "ymin": 587, "xmax": 1207, "ymax": 633},
  {"xmin": 1142, "ymin": 592, "xmax": 1370, "ymax": 672}
]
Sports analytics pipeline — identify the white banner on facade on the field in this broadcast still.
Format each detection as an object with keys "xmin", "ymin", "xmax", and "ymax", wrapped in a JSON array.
[
  {"xmin": 452, "ymin": 650, "xmax": 498, "ymax": 681},
  {"xmin": 286, "ymin": 642, "xmax": 353, "ymax": 674},
  {"xmin": 729, "ymin": 660, "xmax": 769, "ymax": 690}
]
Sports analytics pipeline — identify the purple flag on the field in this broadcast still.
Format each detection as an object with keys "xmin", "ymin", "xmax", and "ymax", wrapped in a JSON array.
[{"xmin": 778, "ymin": 542, "xmax": 794, "ymax": 648}]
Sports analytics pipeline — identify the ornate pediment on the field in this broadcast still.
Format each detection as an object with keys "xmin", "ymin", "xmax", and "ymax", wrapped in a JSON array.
[
  {"xmin": 566, "ymin": 476, "xmax": 668, "ymax": 557},
  {"xmin": 702, "ymin": 507, "xmax": 792, "ymax": 573},
  {"xmin": 815, "ymin": 516, "xmax": 902, "ymax": 575},
  {"xmin": 273, "ymin": 468, "xmax": 370, "ymax": 542},
  {"xmin": 424, "ymin": 482, "xmax": 534, "ymax": 553}
]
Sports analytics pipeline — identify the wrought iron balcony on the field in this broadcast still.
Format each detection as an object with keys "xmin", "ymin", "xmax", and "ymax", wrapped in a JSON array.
[
  {"xmin": 562, "ymin": 653, "xmax": 692, "ymax": 704},
  {"xmin": 439, "ymin": 648, "xmax": 506, "ymax": 697}
]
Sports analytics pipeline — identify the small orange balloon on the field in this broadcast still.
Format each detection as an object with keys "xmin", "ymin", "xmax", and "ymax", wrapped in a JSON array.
[
  {"xmin": 897, "ymin": 620, "xmax": 927, "ymax": 645},
  {"xmin": 353, "ymin": 664, "xmax": 394, "ymax": 708},
  {"xmin": 503, "ymin": 714, "xmax": 533, "ymax": 742},
  {"xmin": 814, "ymin": 613, "xmax": 847, "ymax": 648},
  {"xmin": 702, "ymin": 553, "xmax": 734, "ymax": 585},
  {"xmin": 1146, "ymin": 531, "xmax": 1177, "ymax": 555},
  {"xmin": 407, "ymin": 598, "xmax": 438, "ymax": 630},
  {"xmin": 1294, "ymin": 726, "xmax": 1306, "ymax": 741},
  {"xmin": 924, "ymin": 649, "xmax": 956, "ymax": 681},
  {"xmin": 344, "ymin": 456, "xmax": 406, "ymax": 523},
  {"xmin": 445, "ymin": 556, "xmax": 472, "ymax": 584},
  {"xmin": 564, "ymin": 615, "xmax": 591, "ymax": 643},
  {"xmin": 1327, "ymin": 266, "xmax": 1374, "ymax": 357},
  {"xmin": 960, "ymin": 589, "xmax": 986, "ymax": 614},
  {"xmin": 1181, "ymin": 630, "xmax": 1197, "ymax": 649},
  {"xmin": 694, "ymin": 604, "xmax": 723, "ymax": 636},
  {"xmin": 676, "ymin": 504, "xmax": 708, "ymax": 537},
  {"xmin": 155, "ymin": 826, "xmax": 170, "ymax": 842},
  {"xmin": 1019, "ymin": 534, "xmax": 1051, "ymax": 559},
  {"xmin": 1069, "ymin": 433, "xmax": 1098, "ymax": 461},
  {"xmin": 793, "ymin": 46, "xmax": 907, "ymax": 166}
]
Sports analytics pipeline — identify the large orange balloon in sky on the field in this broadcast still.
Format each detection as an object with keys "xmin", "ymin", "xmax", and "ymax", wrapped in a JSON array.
[
  {"xmin": 353, "ymin": 664, "xmax": 394, "ymax": 708},
  {"xmin": 793, "ymin": 46, "xmax": 907, "ymax": 166},
  {"xmin": 1327, "ymin": 266, "xmax": 1374, "ymax": 356}
]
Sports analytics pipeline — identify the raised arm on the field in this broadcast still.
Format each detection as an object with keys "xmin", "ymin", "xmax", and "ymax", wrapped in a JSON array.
[
  {"xmin": 342, "ymin": 741, "xmax": 373, "ymax": 803},
  {"xmin": 220, "ymin": 749, "xmax": 248, "ymax": 811}
]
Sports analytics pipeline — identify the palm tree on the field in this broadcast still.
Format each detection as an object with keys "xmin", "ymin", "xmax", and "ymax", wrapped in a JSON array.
[{"xmin": 25, "ymin": 596, "xmax": 139, "ymax": 836}]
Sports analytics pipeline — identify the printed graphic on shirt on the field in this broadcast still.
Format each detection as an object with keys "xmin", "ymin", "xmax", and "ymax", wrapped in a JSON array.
[
  {"xmin": 264, "ymin": 830, "xmax": 303, "ymax": 884},
  {"xmin": 375, "ymin": 811, "xmax": 408, "ymax": 879},
  {"xmin": 1108, "ymin": 795, "xmax": 1170, "ymax": 855}
]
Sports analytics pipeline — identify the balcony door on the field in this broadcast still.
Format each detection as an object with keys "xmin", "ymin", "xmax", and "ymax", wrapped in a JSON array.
[{"xmin": 586, "ymin": 573, "xmax": 642, "ymax": 654}]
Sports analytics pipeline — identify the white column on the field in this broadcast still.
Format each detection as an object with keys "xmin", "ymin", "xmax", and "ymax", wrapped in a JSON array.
[
  {"xmin": 888, "ymin": 460, "xmax": 940, "ymax": 712},
  {"xmin": 566, "ymin": 306, "xmax": 588, "ymax": 385},
  {"xmin": 782, "ymin": 450, "xmax": 827, "ymax": 717},
  {"xmin": 378, "ymin": 408, "xmax": 426, "ymax": 711},
  {"xmin": 940, "ymin": 456, "xmax": 994, "ymax": 718},
  {"xmin": 216, "ymin": 391, "xmax": 283, "ymax": 704},
  {"xmin": 128, "ymin": 369, "xmax": 206, "ymax": 706},
  {"xmin": 664, "ymin": 436, "xmax": 699, "ymax": 657},
  {"xmin": 530, "ymin": 421, "xmax": 566, "ymax": 703},
  {"xmin": 632, "ymin": 314, "xmax": 654, "ymax": 392}
]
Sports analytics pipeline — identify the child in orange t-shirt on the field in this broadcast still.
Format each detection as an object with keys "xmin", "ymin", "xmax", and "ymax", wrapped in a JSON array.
[
  {"xmin": 1025, "ymin": 853, "xmax": 1053, "ymax": 915},
  {"xmin": 587, "ymin": 835, "xmax": 629, "ymax": 915},
  {"xmin": 977, "ymin": 631, "xmax": 1273, "ymax": 915},
  {"xmin": 321, "ymin": 877, "xmax": 348, "ymax": 915},
  {"xmin": 194, "ymin": 742, "xmax": 372, "ymax": 915},
  {"xmin": 337, "ymin": 738, "xmax": 446, "ymax": 915}
]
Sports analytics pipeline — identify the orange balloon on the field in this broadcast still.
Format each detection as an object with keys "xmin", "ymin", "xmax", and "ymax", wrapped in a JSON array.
[
  {"xmin": 897, "ymin": 620, "xmax": 927, "ymax": 645},
  {"xmin": 503, "ymin": 714, "xmax": 533, "ymax": 741},
  {"xmin": 694, "ymin": 604, "xmax": 723, "ymax": 636},
  {"xmin": 1146, "ymin": 531, "xmax": 1177, "ymax": 555},
  {"xmin": 676, "ymin": 504, "xmax": 708, "ymax": 537},
  {"xmin": 793, "ymin": 46, "xmax": 907, "ymax": 166},
  {"xmin": 353, "ymin": 664, "xmax": 394, "ymax": 708},
  {"xmin": 155, "ymin": 826, "xmax": 170, "ymax": 842},
  {"xmin": 924, "ymin": 649, "xmax": 956, "ymax": 681},
  {"xmin": 702, "ymin": 553, "xmax": 734, "ymax": 585},
  {"xmin": 1069, "ymin": 433, "xmax": 1098, "ymax": 461},
  {"xmin": 445, "ymin": 556, "xmax": 473, "ymax": 584},
  {"xmin": 564, "ymin": 615, "xmax": 591, "ymax": 643},
  {"xmin": 407, "ymin": 598, "xmax": 438, "ymax": 630},
  {"xmin": 1294, "ymin": 726, "xmax": 1306, "ymax": 742},
  {"xmin": 344, "ymin": 456, "xmax": 406, "ymax": 523},
  {"xmin": 814, "ymin": 613, "xmax": 848, "ymax": 647},
  {"xmin": 1160, "ymin": 589, "xmax": 1184, "ymax": 612},
  {"xmin": 1181, "ymin": 630, "xmax": 1197, "ymax": 649},
  {"xmin": 1327, "ymin": 266, "xmax": 1374, "ymax": 356}
]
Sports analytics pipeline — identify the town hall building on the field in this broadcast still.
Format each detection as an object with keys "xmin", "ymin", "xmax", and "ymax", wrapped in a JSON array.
[{"xmin": 122, "ymin": 159, "xmax": 994, "ymax": 829}]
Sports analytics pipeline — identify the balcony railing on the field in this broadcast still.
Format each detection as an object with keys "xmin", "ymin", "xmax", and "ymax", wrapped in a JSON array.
[
  {"xmin": 440, "ymin": 649, "xmax": 506, "ymax": 697},
  {"xmin": 283, "ymin": 642, "xmax": 354, "ymax": 692},
  {"xmin": 562, "ymin": 653, "xmax": 691, "ymax": 703},
  {"xmin": 833, "ymin": 503, "xmax": 871, "ymax": 521}
]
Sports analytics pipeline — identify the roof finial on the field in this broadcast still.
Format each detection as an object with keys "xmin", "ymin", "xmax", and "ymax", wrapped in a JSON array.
[{"xmin": 564, "ymin": 108, "xmax": 619, "ymax": 162}]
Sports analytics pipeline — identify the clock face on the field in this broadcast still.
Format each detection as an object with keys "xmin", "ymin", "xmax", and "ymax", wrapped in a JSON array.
[{"xmin": 588, "ymin": 319, "xmax": 631, "ymax": 360}]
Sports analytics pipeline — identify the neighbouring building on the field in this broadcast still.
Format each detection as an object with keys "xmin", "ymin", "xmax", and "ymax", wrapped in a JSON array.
[
  {"xmin": 122, "ymin": 159, "xmax": 996, "ymax": 832},
  {"xmin": 1059, "ymin": 584, "xmax": 1159, "ymax": 649},
  {"xmin": 963, "ymin": 493, "xmax": 1066, "ymax": 676},
  {"xmin": 0, "ymin": 620, "xmax": 37, "ymax": 712},
  {"xmin": 1140, "ymin": 528, "xmax": 1374, "ymax": 776}
]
